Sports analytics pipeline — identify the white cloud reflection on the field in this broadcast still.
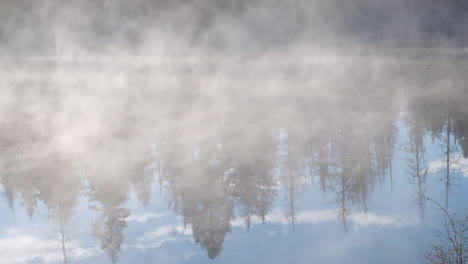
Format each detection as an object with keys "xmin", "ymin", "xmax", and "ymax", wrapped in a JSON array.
[
  {"xmin": 0, "ymin": 209, "xmax": 417, "ymax": 263},
  {"xmin": 131, "ymin": 209, "xmax": 417, "ymax": 251},
  {"xmin": 428, "ymin": 154, "xmax": 468, "ymax": 177},
  {"xmin": 231, "ymin": 209, "xmax": 417, "ymax": 228},
  {"xmin": 0, "ymin": 229, "xmax": 98, "ymax": 264},
  {"xmin": 132, "ymin": 224, "xmax": 193, "ymax": 251},
  {"xmin": 127, "ymin": 212, "xmax": 167, "ymax": 223}
]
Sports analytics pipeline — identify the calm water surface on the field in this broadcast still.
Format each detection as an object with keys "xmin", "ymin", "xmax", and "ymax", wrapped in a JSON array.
[{"xmin": 0, "ymin": 53, "xmax": 467, "ymax": 263}]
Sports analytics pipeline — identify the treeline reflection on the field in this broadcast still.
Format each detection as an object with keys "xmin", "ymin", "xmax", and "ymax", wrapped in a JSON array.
[{"xmin": 0, "ymin": 59, "xmax": 467, "ymax": 262}]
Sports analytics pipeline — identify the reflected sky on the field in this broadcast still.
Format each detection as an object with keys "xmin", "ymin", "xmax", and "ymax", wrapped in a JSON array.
[{"xmin": 0, "ymin": 54, "xmax": 467, "ymax": 263}]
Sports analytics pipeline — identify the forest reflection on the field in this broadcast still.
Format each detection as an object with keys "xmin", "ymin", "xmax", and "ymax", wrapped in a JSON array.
[{"xmin": 0, "ymin": 57, "xmax": 467, "ymax": 262}]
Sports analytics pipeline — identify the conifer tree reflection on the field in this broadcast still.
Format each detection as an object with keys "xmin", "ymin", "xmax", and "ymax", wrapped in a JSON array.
[
  {"xmin": 412, "ymin": 84, "xmax": 468, "ymax": 210},
  {"xmin": 86, "ymin": 140, "xmax": 136, "ymax": 263},
  {"xmin": 315, "ymin": 140, "xmax": 332, "ymax": 193},
  {"xmin": 278, "ymin": 130, "xmax": 306, "ymax": 228},
  {"xmin": 88, "ymin": 177, "xmax": 130, "ymax": 263},
  {"xmin": 327, "ymin": 127, "xmax": 373, "ymax": 232},
  {"xmin": 225, "ymin": 129, "xmax": 276, "ymax": 228},
  {"xmin": 39, "ymin": 156, "xmax": 81, "ymax": 264},
  {"xmin": 126, "ymin": 140, "xmax": 154, "ymax": 207},
  {"xmin": 440, "ymin": 89, "xmax": 468, "ymax": 209},
  {"xmin": 161, "ymin": 143, "xmax": 234, "ymax": 259},
  {"xmin": 406, "ymin": 101, "xmax": 428, "ymax": 220},
  {"xmin": 0, "ymin": 135, "xmax": 81, "ymax": 263},
  {"xmin": 374, "ymin": 115, "xmax": 397, "ymax": 190}
]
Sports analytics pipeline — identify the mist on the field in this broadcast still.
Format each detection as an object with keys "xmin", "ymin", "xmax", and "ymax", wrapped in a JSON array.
[
  {"xmin": 1, "ymin": 0, "xmax": 468, "ymax": 57},
  {"xmin": 0, "ymin": 1, "xmax": 467, "ymax": 263}
]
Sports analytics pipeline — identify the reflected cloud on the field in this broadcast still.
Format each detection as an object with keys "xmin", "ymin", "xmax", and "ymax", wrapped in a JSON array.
[
  {"xmin": 131, "ymin": 209, "xmax": 417, "ymax": 254},
  {"xmin": 0, "ymin": 229, "xmax": 98, "ymax": 264},
  {"xmin": 231, "ymin": 209, "xmax": 418, "ymax": 228},
  {"xmin": 127, "ymin": 212, "xmax": 167, "ymax": 223},
  {"xmin": 428, "ymin": 154, "xmax": 468, "ymax": 177},
  {"xmin": 132, "ymin": 224, "xmax": 193, "ymax": 251}
]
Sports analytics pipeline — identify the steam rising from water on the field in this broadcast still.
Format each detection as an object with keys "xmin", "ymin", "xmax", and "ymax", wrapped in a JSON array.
[
  {"xmin": 1, "ymin": 0, "xmax": 467, "ymax": 57},
  {"xmin": 1, "ymin": 1, "xmax": 467, "ymax": 263}
]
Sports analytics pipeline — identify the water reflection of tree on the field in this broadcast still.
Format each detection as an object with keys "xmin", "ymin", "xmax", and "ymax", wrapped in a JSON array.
[
  {"xmin": 3, "ymin": 61, "xmax": 468, "ymax": 262},
  {"xmin": 88, "ymin": 178, "xmax": 130, "ymax": 263},
  {"xmin": 0, "ymin": 143, "xmax": 81, "ymax": 263},
  {"xmin": 1, "ymin": 80, "xmax": 75, "ymax": 248},
  {"xmin": 160, "ymin": 144, "xmax": 234, "ymax": 259},
  {"xmin": 433, "ymin": 88, "xmax": 468, "ymax": 210},
  {"xmin": 406, "ymin": 104, "xmax": 428, "ymax": 220},
  {"xmin": 277, "ymin": 130, "xmax": 306, "ymax": 228},
  {"xmin": 186, "ymin": 181, "xmax": 233, "ymax": 259},
  {"xmin": 226, "ymin": 131, "xmax": 276, "ymax": 228},
  {"xmin": 315, "ymin": 80, "xmax": 398, "ymax": 232},
  {"xmin": 407, "ymin": 82, "xmax": 468, "ymax": 212},
  {"xmin": 374, "ymin": 117, "xmax": 398, "ymax": 190},
  {"xmin": 40, "ymin": 158, "xmax": 81, "ymax": 264},
  {"xmin": 86, "ymin": 137, "xmax": 152, "ymax": 263},
  {"xmin": 327, "ymin": 126, "xmax": 375, "ymax": 232}
]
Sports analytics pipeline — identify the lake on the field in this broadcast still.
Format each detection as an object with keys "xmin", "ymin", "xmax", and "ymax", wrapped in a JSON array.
[{"xmin": 0, "ymin": 51, "xmax": 467, "ymax": 263}]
